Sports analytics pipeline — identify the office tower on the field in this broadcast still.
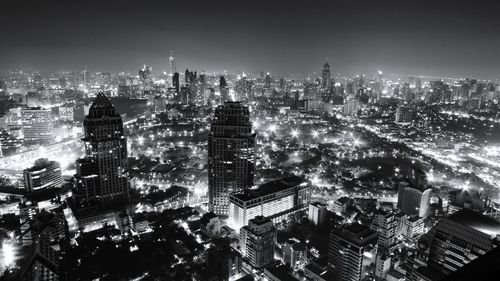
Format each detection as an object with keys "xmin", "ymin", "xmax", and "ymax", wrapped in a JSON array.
[
  {"xmin": 332, "ymin": 196, "xmax": 353, "ymax": 215},
  {"xmin": 139, "ymin": 65, "xmax": 152, "ymax": 84},
  {"xmin": 21, "ymin": 107, "xmax": 53, "ymax": 142},
  {"xmin": 208, "ymin": 102, "xmax": 255, "ymax": 216},
  {"xmin": 396, "ymin": 213, "xmax": 424, "ymax": 239},
  {"xmin": 264, "ymin": 73, "xmax": 272, "ymax": 88},
  {"xmin": 219, "ymin": 76, "xmax": 229, "ymax": 101},
  {"xmin": 397, "ymin": 185, "xmax": 432, "ymax": 218},
  {"xmin": 427, "ymin": 209, "xmax": 500, "ymax": 275},
  {"xmin": 172, "ymin": 72, "xmax": 180, "ymax": 93},
  {"xmin": 74, "ymin": 92, "xmax": 129, "ymax": 209},
  {"xmin": 395, "ymin": 106, "xmax": 416, "ymax": 123},
  {"xmin": 328, "ymin": 223, "xmax": 378, "ymax": 281},
  {"xmin": 229, "ymin": 176, "xmax": 310, "ymax": 230},
  {"xmin": 437, "ymin": 246, "xmax": 500, "ymax": 281},
  {"xmin": 153, "ymin": 96, "xmax": 166, "ymax": 114},
  {"xmin": 343, "ymin": 95, "xmax": 359, "ymax": 116},
  {"xmin": 23, "ymin": 158, "xmax": 63, "ymax": 192},
  {"xmin": 169, "ymin": 50, "xmax": 176, "ymax": 75},
  {"xmin": 371, "ymin": 209, "xmax": 396, "ymax": 250},
  {"xmin": 240, "ymin": 216, "xmax": 276, "ymax": 269},
  {"xmin": 375, "ymin": 252, "xmax": 391, "ymax": 279},
  {"xmin": 19, "ymin": 236, "xmax": 60, "ymax": 280},
  {"xmin": 282, "ymin": 238, "xmax": 307, "ymax": 269},
  {"xmin": 321, "ymin": 61, "xmax": 331, "ymax": 88},
  {"xmin": 308, "ymin": 202, "xmax": 328, "ymax": 226}
]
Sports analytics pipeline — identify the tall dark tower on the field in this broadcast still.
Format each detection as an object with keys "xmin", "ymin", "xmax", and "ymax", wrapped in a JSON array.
[
  {"xmin": 74, "ymin": 92, "xmax": 129, "ymax": 210},
  {"xmin": 321, "ymin": 61, "xmax": 331, "ymax": 88},
  {"xmin": 208, "ymin": 102, "xmax": 255, "ymax": 216},
  {"xmin": 172, "ymin": 72, "xmax": 180, "ymax": 93}
]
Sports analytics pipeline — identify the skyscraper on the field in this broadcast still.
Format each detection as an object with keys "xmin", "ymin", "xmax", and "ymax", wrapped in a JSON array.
[
  {"xmin": 427, "ymin": 209, "xmax": 500, "ymax": 275},
  {"xmin": 208, "ymin": 102, "xmax": 255, "ymax": 216},
  {"xmin": 240, "ymin": 216, "xmax": 276, "ymax": 269},
  {"xmin": 21, "ymin": 107, "xmax": 54, "ymax": 143},
  {"xmin": 74, "ymin": 92, "xmax": 129, "ymax": 209},
  {"xmin": 321, "ymin": 61, "xmax": 331, "ymax": 88},
  {"xmin": 328, "ymin": 223, "xmax": 378, "ymax": 281},
  {"xmin": 169, "ymin": 50, "xmax": 176, "ymax": 75},
  {"xmin": 371, "ymin": 209, "xmax": 396, "ymax": 250},
  {"xmin": 172, "ymin": 72, "xmax": 180, "ymax": 94},
  {"xmin": 397, "ymin": 185, "xmax": 432, "ymax": 218}
]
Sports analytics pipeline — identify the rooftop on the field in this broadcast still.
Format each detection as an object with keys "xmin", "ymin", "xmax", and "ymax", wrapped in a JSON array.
[
  {"xmin": 232, "ymin": 176, "xmax": 306, "ymax": 201},
  {"xmin": 447, "ymin": 209, "xmax": 500, "ymax": 237},
  {"xmin": 333, "ymin": 223, "xmax": 378, "ymax": 246}
]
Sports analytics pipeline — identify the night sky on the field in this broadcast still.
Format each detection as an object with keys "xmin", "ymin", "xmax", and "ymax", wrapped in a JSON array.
[{"xmin": 1, "ymin": 0, "xmax": 500, "ymax": 79}]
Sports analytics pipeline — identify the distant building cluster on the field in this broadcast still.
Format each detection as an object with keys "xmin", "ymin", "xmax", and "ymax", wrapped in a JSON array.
[{"xmin": 0, "ymin": 59, "xmax": 499, "ymax": 281}]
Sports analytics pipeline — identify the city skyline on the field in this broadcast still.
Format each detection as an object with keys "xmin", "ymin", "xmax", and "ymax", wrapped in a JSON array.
[
  {"xmin": 1, "ymin": 0, "xmax": 500, "ymax": 79},
  {"xmin": 1, "ymin": 1, "xmax": 500, "ymax": 280}
]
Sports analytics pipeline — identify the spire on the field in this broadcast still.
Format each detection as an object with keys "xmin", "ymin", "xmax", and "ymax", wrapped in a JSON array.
[{"xmin": 88, "ymin": 92, "xmax": 117, "ymax": 118}]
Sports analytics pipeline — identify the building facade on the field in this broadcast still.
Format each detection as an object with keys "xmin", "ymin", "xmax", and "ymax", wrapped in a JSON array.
[
  {"xmin": 23, "ymin": 158, "xmax": 63, "ymax": 192},
  {"xmin": 428, "ymin": 209, "xmax": 500, "ymax": 275},
  {"xmin": 229, "ymin": 176, "xmax": 310, "ymax": 230},
  {"xmin": 240, "ymin": 216, "xmax": 276, "ymax": 269},
  {"xmin": 208, "ymin": 102, "xmax": 255, "ymax": 216},
  {"xmin": 328, "ymin": 223, "xmax": 378, "ymax": 281},
  {"xmin": 21, "ymin": 107, "xmax": 53, "ymax": 142},
  {"xmin": 74, "ymin": 92, "xmax": 129, "ymax": 210}
]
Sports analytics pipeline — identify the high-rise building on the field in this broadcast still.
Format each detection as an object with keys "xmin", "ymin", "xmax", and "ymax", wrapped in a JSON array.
[
  {"xmin": 397, "ymin": 185, "xmax": 432, "ymax": 218},
  {"xmin": 139, "ymin": 65, "xmax": 153, "ymax": 86},
  {"xmin": 240, "ymin": 216, "xmax": 276, "ymax": 269},
  {"xmin": 172, "ymin": 72, "xmax": 180, "ymax": 93},
  {"xmin": 396, "ymin": 213, "xmax": 424, "ymax": 239},
  {"xmin": 208, "ymin": 102, "xmax": 255, "ymax": 216},
  {"xmin": 375, "ymin": 252, "xmax": 392, "ymax": 280},
  {"xmin": 328, "ymin": 223, "xmax": 378, "ymax": 281},
  {"xmin": 321, "ymin": 62, "xmax": 331, "ymax": 88},
  {"xmin": 343, "ymin": 95, "xmax": 359, "ymax": 116},
  {"xmin": 371, "ymin": 209, "xmax": 396, "ymax": 250},
  {"xmin": 169, "ymin": 50, "xmax": 176, "ymax": 76},
  {"xmin": 20, "ymin": 236, "xmax": 60, "ymax": 281},
  {"xmin": 229, "ymin": 176, "xmax": 310, "ymax": 230},
  {"xmin": 309, "ymin": 202, "xmax": 328, "ymax": 226},
  {"xmin": 21, "ymin": 107, "xmax": 53, "ymax": 142},
  {"xmin": 74, "ymin": 92, "xmax": 129, "ymax": 209},
  {"xmin": 23, "ymin": 158, "xmax": 63, "ymax": 192},
  {"xmin": 282, "ymin": 238, "xmax": 307, "ymax": 270},
  {"xmin": 395, "ymin": 106, "xmax": 416, "ymax": 124},
  {"xmin": 427, "ymin": 209, "xmax": 500, "ymax": 275}
]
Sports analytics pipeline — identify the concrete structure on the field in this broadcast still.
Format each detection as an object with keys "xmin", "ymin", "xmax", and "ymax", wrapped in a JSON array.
[
  {"xmin": 328, "ymin": 223, "xmax": 378, "ymax": 281},
  {"xmin": 240, "ymin": 216, "xmax": 276, "ymax": 269},
  {"xmin": 308, "ymin": 202, "xmax": 327, "ymax": 226},
  {"xmin": 428, "ymin": 209, "xmax": 500, "ymax": 275},
  {"xmin": 23, "ymin": 158, "xmax": 62, "ymax": 192},
  {"xmin": 397, "ymin": 185, "xmax": 431, "ymax": 218},
  {"xmin": 396, "ymin": 214, "xmax": 424, "ymax": 239},
  {"xmin": 21, "ymin": 107, "xmax": 53, "ymax": 142},
  {"xmin": 208, "ymin": 102, "xmax": 255, "ymax": 216},
  {"xmin": 74, "ymin": 92, "xmax": 129, "ymax": 210},
  {"xmin": 371, "ymin": 209, "xmax": 396, "ymax": 250},
  {"xmin": 282, "ymin": 238, "xmax": 307, "ymax": 270},
  {"xmin": 229, "ymin": 176, "xmax": 310, "ymax": 230}
]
